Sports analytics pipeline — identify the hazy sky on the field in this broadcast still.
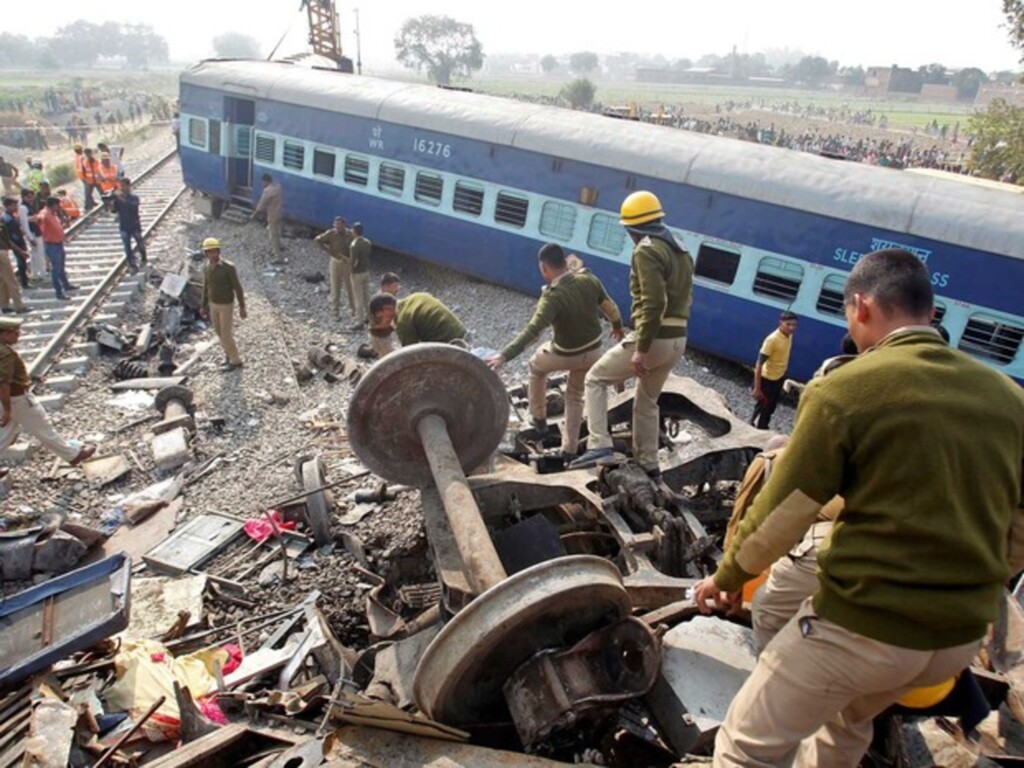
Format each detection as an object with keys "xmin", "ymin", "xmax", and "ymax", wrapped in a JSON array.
[{"xmin": 7, "ymin": 0, "xmax": 1022, "ymax": 73}]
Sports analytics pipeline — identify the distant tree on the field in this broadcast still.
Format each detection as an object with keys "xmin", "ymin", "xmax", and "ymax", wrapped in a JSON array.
[
  {"xmin": 540, "ymin": 54, "xmax": 559, "ymax": 74},
  {"xmin": 671, "ymin": 57, "xmax": 693, "ymax": 71},
  {"xmin": 969, "ymin": 98, "xmax": 1024, "ymax": 181},
  {"xmin": 213, "ymin": 32, "xmax": 262, "ymax": 59},
  {"xmin": 561, "ymin": 78, "xmax": 596, "ymax": 110},
  {"xmin": 569, "ymin": 51, "xmax": 599, "ymax": 74},
  {"xmin": 952, "ymin": 67, "xmax": 989, "ymax": 100},
  {"xmin": 1003, "ymin": 0, "xmax": 1024, "ymax": 62},
  {"xmin": 51, "ymin": 20, "xmax": 119, "ymax": 68},
  {"xmin": 840, "ymin": 65, "xmax": 867, "ymax": 85},
  {"xmin": 394, "ymin": 15, "xmax": 483, "ymax": 85},
  {"xmin": 121, "ymin": 24, "xmax": 169, "ymax": 68},
  {"xmin": 791, "ymin": 55, "xmax": 832, "ymax": 87},
  {"xmin": 918, "ymin": 63, "xmax": 949, "ymax": 85},
  {"xmin": 994, "ymin": 70, "xmax": 1019, "ymax": 83},
  {"xmin": 0, "ymin": 33, "xmax": 38, "ymax": 68}
]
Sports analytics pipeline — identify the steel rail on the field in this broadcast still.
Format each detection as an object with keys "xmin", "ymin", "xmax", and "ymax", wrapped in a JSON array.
[{"xmin": 27, "ymin": 148, "xmax": 185, "ymax": 379}]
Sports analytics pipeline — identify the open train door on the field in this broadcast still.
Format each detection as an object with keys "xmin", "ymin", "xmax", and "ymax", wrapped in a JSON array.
[{"xmin": 225, "ymin": 97, "xmax": 255, "ymax": 203}]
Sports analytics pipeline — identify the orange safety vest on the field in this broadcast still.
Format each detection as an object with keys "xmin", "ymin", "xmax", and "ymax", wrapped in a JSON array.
[
  {"xmin": 80, "ymin": 157, "xmax": 98, "ymax": 185},
  {"xmin": 96, "ymin": 162, "xmax": 118, "ymax": 194},
  {"xmin": 74, "ymin": 154, "xmax": 86, "ymax": 182},
  {"xmin": 60, "ymin": 196, "xmax": 81, "ymax": 219}
]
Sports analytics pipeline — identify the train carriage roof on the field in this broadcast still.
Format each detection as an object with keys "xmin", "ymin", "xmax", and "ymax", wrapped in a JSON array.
[{"xmin": 182, "ymin": 60, "xmax": 1024, "ymax": 260}]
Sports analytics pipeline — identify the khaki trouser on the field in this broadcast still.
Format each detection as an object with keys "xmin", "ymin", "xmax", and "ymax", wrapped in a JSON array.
[
  {"xmin": 267, "ymin": 217, "xmax": 282, "ymax": 260},
  {"xmin": 0, "ymin": 251, "xmax": 25, "ymax": 311},
  {"xmin": 583, "ymin": 334, "xmax": 686, "ymax": 470},
  {"xmin": 714, "ymin": 600, "xmax": 981, "ymax": 768},
  {"xmin": 529, "ymin": 343, "xmax": 602, "ymax": 455},
  {"xmin": 209, "ymin": 302, "xmax": 241, "ymax": 365},
  {"xmin": 351, "ymin": 271, "xmax": 371, "ymax": 322},
  {"xmin": 1, "ymin": 392, "xmax": 80, "ymax": 462},
  {"xmin": 328, "ymin": 258, "xmax": 353, "ymax": 317},
  {"xmin": 752, "ymin": 521, "xmax": 832, "ymax": 654},
  {"xmin": 369, "ymin": 331, "xmax": 395, "ymax": 359}
]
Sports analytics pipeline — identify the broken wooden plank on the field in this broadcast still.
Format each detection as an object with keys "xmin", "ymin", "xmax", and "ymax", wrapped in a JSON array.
[{"xmin": 143, "ymin": 514, "xmax": 244, "ymax": 576}]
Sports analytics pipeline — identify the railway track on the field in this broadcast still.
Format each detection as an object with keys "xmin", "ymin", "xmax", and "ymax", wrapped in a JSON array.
[{"xmin": 16, "ymin": 149, "xmax": 185, "ymax": 413}]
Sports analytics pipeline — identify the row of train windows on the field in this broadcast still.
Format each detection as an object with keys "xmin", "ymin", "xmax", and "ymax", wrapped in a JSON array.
[
  {"xmin": 256, "ymin": 137, "xmax": 630, "ymax": 255},
  {"xmin": 695, "ymin": 244, "xmax": 1023, "ymax": 365}
]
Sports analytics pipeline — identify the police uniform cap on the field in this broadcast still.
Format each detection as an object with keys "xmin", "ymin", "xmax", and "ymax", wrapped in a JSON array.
[{"xmin": 0, "ymin": 316, "xmax": 25, "ymax": 330}]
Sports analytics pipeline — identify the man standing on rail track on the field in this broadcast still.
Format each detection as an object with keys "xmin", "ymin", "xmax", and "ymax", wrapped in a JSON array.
[
  {"xmin": 74, "ymin": 145, "xmax": 98, "ymax": 210},
  {"xmin": 3, "ymin": 198, "xmax": 31, "ymax": 292},
  {"xmin": 37, "ymin": 197, "xmax": 77, "ymax": 301},
  {"xmin": 314, "ymin": 216, "xmax": 354, "ymax": 321},
  {"xmin": 488, "ymin": 243, "xmax": 624, "ymax": 460},
  {"xmin": 692, "ymin": 248, "xmax": 1024, "ymax": 767},
  {"xmin": 348, "ymin": 223, "xmax": 373, "ymax": 330},
  {"xmin": 251, "ymin": 173, "xmax": 283, "ymax": 263},
  {"xmin": 751, "ymin": 310, "xmax": 798, "ymax": 430},
  {"xmin": 0, "ymin": 207, "xmax": 28, "ymax": 315},
  {"xmin": 0, "ymin": 317, "xmax": 96, "ymax": 477},
  {"xmin": 110, "ymin": 178, "xmax": 146, "ymax": 274},
  {"xmin": 570, "ymin": 191, "xmax": 693, "ymax": 480},
  {"xmin": 199, "ymin": 238, "xmax": 247, "ymax": 372}
]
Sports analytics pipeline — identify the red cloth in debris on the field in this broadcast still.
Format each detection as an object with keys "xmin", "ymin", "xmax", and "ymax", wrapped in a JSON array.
[
  {"xmin": 220, "ymin": 643, "xmax": 242, "ymax": 675},
  {"xmin": 198, "ymin": 698, "xmax": 229, "ymax": 725},
  {"xmin": 242, "ymin": 510, "xmax": 296, "ymax": 543}
]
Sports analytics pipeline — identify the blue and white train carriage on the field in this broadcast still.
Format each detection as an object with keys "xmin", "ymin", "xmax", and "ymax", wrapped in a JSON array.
[{"xmin": 179, "ymin": 60, "xmax": 1024, "ymax": 384}]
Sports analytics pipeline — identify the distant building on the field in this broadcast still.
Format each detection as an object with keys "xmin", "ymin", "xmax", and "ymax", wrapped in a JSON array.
[
  {"xmin": 920, "ymin": 84, "xmax": 960, "ymax": 103},
  {"xmin": 865, "ymin": 66, "xmax": 923, "ymax": 95},
  {"xmin": 974, "ymin": 82, "xmax": 1024, "ymax": 109}
]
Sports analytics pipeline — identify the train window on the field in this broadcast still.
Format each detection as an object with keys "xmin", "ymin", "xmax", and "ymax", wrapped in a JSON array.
[
  {"xmin": 254, "ymin": 134, "xmax": 276, "ymax": 164},
  {"xmin": 587, "ymin": 213, "xmax": 628, "ymax": 255},
  {"xmin": 313, "ymin": 149, "xmax": 335, "ymax": 178},
  {"xmin": 453, "ymin": 182, "xmax": 484, "ymax": 216},
  {"xmin": 188, "ymin": 118, "xmax": 206, "ymax": 149},
  {"xmin": 539, "ymin": 201, "xmax": 577, "ymax": 241},
  {"xmin": 415, "ymin": 172, "xmax": 444, "ymax": 206},
  {"xmin": 694, "ymin": 244, "xmax": 740, "ymax": 285},
  {"xmin": 931, "ymin": 302, "xmax": 947, "ymax": 327},
  {"xmin": 753, "ymin": 256, "xmax": 804, "ymax": 303},
  {"xmin": 958, "ymin": 314, "xmax": 1024, "ymax": 366},
  {"xmin": 344, "ymin": 155, "xmax": 370, "ymax": 186},
  {"xmin": 378, "ymin": 163, "xmax": 405, "ymax": 196},
  {"xmin": 283, "ymin": 141, "xmax": 305, "ymax": 171},
  {"xmin": 495, "ymin": 192, "xmax": 529, "ymax": 228},
  {"xmin": 815, "ymin": 274, "xmax": 847, "ymax": 316}
]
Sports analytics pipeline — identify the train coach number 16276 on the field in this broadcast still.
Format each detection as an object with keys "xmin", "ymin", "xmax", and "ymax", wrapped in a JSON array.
[{"xmin": 413, "ymin": 138, "xmax": 452, "ymax": 158}]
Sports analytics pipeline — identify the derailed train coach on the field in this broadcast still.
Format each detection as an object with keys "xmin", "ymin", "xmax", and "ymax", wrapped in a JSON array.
[{"xmin": 178, "ymin": 59, "xmax": 1024, "ymax": 384}]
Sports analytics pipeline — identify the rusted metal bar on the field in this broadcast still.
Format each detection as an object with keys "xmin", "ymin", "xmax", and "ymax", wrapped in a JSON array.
[{"xmin": 93, "ymin": 695, "xmax": 166, "ymax": 767}]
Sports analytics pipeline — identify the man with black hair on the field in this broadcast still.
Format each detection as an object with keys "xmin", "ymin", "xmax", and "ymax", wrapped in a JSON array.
[
  {"xmin": 110, "ymin": 177, "xmax": 146, "ymax": 274},
  {"xmin": 348, "ymin": 223, "xmax": 373, "ymax": 329},
  {"xmin": 751, "ymin": 310, "xmax": 798, "ymax": 430},
  {"xmin": 380, "ymin": 272, "xmax": 400, "ymax": 296},
  {"xmin": 693, "ymin": 248, "xmax": 1024, "ymax": 767},
  {"xmin": 489, "ymin": 243, "xmax": 623, "ymax": 459},
  {"xmin": 570, "ymin": 190, "xmax": 693, "ymax": 478},
  {"xmin": 251, "ymin": 173, "xmax": 283, "ymax": 261},
  {"xmin": 368, "ymin": 291, "xmax": 466, "ymax": 348}
]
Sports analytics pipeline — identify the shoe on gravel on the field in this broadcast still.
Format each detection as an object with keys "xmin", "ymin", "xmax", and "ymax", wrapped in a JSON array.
[{"xmin": 69, "ymin": 443, "xmax": 97, "ymax": 466}]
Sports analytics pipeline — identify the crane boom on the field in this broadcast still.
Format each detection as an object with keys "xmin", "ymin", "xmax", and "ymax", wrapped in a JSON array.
[{"xmin": 301, "ymin": 0, "xmax": 353, "ymax": 72}]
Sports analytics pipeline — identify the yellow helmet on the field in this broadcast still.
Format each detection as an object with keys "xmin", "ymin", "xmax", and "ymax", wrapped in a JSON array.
[
  {"xmin": 897, "ymin": 676, "xmax": 956, "ymax": 709},
  {"xmin": 620, "ymin": 190, "xmax": 664, "ymax": 227},
  {"xmin": 201, "ymin": 237, "xmax": 222, "ymax": 251}
]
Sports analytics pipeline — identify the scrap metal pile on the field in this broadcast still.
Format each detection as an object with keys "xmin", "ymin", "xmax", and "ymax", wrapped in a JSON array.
[{"xmin": 3, "ymin": 344, "xmax": 1024, "ymax": 767}]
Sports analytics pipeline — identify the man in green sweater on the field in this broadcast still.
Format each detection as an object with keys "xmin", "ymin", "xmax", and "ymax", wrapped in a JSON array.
[
  {"xmin": 349, "ymin": 223, "xmax": 373, "ymax": 330},
  {"xmin": 488, "ymin": 244, "xmax": 623, "ymax": 458},
  {"xmin": 368, "ymin": 291, "xmax": 466, "ymax": 350},
  {"xmin": 200, "ymin": 237, "xmax": 247, "ymax": 372},
  {"xmin": 693, "ymin": 248, "xmax": 1024, "ymax": 767},
  {"xmin": 570, "ymin": 191, "xmax": 693, "ymax": 478}
]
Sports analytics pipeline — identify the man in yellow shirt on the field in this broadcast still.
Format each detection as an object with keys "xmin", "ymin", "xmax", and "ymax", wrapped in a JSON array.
[{"xmin": 751, "ymin": 311, "xmax": 797, "ymax": 429}]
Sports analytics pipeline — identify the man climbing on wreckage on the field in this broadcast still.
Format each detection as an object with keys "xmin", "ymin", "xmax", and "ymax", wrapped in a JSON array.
[{"xmin": 693, "ymin": 248, "xmax": 1024, "ymax": 767}]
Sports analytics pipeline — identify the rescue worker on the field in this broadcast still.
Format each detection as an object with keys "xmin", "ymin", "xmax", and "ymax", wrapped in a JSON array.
[
  {"xmin": 110, "ymin": 178, "xmax": 145, "ymax": 273},
  {"xmin": 199, "ymin": 238, "xmax": 246, "ymax": 372},
  {"xmin": 251, "ymin": 173, "xmax": 283, "ymax": 262},
  {"xmin": 18, "ymin": 189, "xmax": 46, "ymax": 285},
  {"xmin": 2, "ymin": 197, "xmax": 30, "ymax": 291},
  {"xmin": 368, "ymin": 291, "xmax": 467, "ymax": 349},
  {"xmin": 570, "ymin": 191, "xmax": 693, "ymax": 480},
  {"xmin": 57, "ymin": 190, "xmax": 81, "ymax": 221},
  {"xmin": 0, "ymin": 316, "xmax": 96, "ymax": 476},
  {"xmin": 95, "ymin": 154, "xmax": 119, "ymax": 197},
  {"xmin": 348, "ymin": 223, "xmax": 372, "ymax": 329},
  {"xmin": 313, "ymin": 216, "xmax": 354, "ymax": 320},
  {"xmin": 693, "ymin": 248, "xmax": 1024, "ymax": 767},
  {"xmin": 38, "ymin": 197, "xmax": 76, "ymax": 300},
  {"xmin": 23, "ymin": 162, "xmax": 45, "ymax": 194},
  {"xmin": 751, "ymin": 310, "xmax": 798, "ymax": 430},
  {"xmin": 73, "ymin": 144, "xmax": 97, "ymax": 210},
  {"xmin": 488, "ymin": 243, "xmax": 624, "ymax": 459}
]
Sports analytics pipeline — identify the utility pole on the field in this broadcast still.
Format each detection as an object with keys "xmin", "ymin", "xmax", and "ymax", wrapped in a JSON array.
[{"xmin": 353, "ymin": 8, "xmax": 362, "ymax": 75}]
